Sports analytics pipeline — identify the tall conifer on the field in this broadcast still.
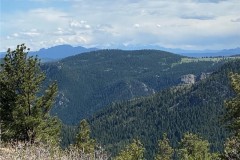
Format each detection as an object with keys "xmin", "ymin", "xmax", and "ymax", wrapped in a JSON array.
[
  {"xmin": 178, "ymin": 133, "xmax": 218, "ymax": 160},
  {"xmin": 0, "ymin": 44, "xmax": 60, "ymax": 145},
  {"xmin": 155, "ymin": 133, "xmax": 174, "ymax": 160},
  {"xmin": 222, "ymin": 73, "xmax": 240, "ymax": 159},
  {"xmin": 75, "ymin": 119, "xmax": 95, "ymax": 156},
  {"xmin": 114, "ymin": 139, "xmax": 145, "ymax": 160}
]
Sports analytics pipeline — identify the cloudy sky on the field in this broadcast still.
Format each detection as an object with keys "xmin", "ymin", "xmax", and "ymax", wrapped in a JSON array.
[{"xmin": 0, "ymin": 0, "xmax": 240, "ymax": 51}]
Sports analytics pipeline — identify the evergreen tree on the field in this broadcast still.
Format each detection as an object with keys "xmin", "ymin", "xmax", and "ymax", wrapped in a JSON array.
[
  {"xmin": 114, "ymin": 139, "xmax": 145, "ymax": 160},
  {"xmin": 178, "ymin": 133, "xmax": 218, "ymax": 160},
  {"xmin": 223, "ymin": 137, "xmax": 240, "ymax": 160},
  {"xmin": 222, "ymin": 73, "xmax": 240, "ymax": 159},
  {"xmin": 155, "ymin": 133, "xmax": 174, "ymax": 160},
  {"xmin": 224, "ymin": 73, "xmax": 240, "ymax": 137},
  {"xmin": 75, "ymin": 119, "xmax": 95, "ymax": 155},
  {"xmin": 0, "ymin": 44, "xmax": 61, "ymax": 145}
]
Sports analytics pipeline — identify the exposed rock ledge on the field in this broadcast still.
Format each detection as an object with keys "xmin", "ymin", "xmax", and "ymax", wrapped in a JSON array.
[{"xmin": 181, "ymin": 74, "xmax": 196, "ymax": 84}]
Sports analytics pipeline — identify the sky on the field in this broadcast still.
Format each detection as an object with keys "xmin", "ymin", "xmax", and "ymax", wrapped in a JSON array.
[{"xmin": 0, "ymin": 0, "xmax": 240, "ymax": 51}]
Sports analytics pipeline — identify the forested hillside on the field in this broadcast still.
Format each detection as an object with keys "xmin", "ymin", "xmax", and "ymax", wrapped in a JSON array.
[
  {"xmin": 43, "ymin": 49, "xmax": 228, "ymax": 124},
  {"xmin": 88, "ymin": 60, "xmax": 240, "ymax": 159},
  {"xmin": 1, "ymin": 45, "xmax": 240, "ymax": 159}
]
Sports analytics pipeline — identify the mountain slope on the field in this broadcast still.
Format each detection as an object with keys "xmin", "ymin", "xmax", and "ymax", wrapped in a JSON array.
[
  {"xmin": 44, "ymin": 49, "xmax": 228, "ymax": 124},
  {"xmin": 89, "ymin": 60, "xmax": 240, "ymax": 159}
]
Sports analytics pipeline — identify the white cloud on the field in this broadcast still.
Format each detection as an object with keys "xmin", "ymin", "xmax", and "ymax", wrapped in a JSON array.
[
  {"xmin": 69, "ymin": 20, "xmax": 82, "ymax": 28},
  {"xmin": 55, "ymin": 37, "xmax": 67, "ymax": 44},
  {"xmin": 84, "ymin": 24, "xmax": 91, "ymax": 29},
  {"xmin": 29, "ymin": 8, "xmax": 69, "ymax": 22},
  {"xmin": 69, "ymin": 20, "xmax": 91, "ymax": 30},
  {"xmin": 231, "ymin": 17, "xmax": 240, "ymax": 22},
  {"xmin": 53, "ymin": 27, "xmax": 75, "ymax": 36},
  {"xmin": 134, "ymin": 24, "xmax": 140, "ymax": 28},
  {"xmin": 54, "ymin": 28, "xmax": 65, "ymax": 35},
  {"xmin": 193, "ymin": 0, "xmax": 227, "ymax": 3},
  {"xmin": 1, "ymin": 0, "xmax": 240, "ymax": 51},
  {"xmin": 13, "ymin": 33, "xmax": 19, "ymax": 37},
  {"xmin": 21, "ymin": 31, "xmax": 40, "ymax": 37}
]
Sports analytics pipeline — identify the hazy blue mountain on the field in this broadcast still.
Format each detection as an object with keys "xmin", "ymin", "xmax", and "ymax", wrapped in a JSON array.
[
  {"xmin": 217, "ymin": 47, "xmax": 240, "ymax": 56},
  {"xmin": 177, "ymin": 47, "xmax": 240, "ymax": 57},
  {"xmin": 0, "ymin": 45, "xmax": 98, "ymax": 61},
  {"xmin": 1, "ymin": 45, "xmax": 239, "ymax": 59},
  {"xmin": 30, "ymin": 45, "xmax": 98, "ymax": 61},
  {"xmin": 115, "ymin": 44, "xmax": 240, "ymax": 57},
  {"xmin": 116, "ymin": 44, "xmax": 218, "ymax": 55}
]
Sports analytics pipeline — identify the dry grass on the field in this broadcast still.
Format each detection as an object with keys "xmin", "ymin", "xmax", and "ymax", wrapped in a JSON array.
[{"xmin": 0, "ymin": 143, "xmax": 109, "ymax": 160}]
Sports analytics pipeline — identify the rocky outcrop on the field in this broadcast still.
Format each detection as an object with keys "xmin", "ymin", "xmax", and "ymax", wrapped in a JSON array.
[
  {"xmin": 200, "ymin": 72, "xmax": 211, "ymax": 80},
  {"xmin": 181, "ymin": 74, "xmax": 196, "ymax": 84},
  {"xmin": 55, "ymin": 92, "xmax": 69, "ymax": 108}
]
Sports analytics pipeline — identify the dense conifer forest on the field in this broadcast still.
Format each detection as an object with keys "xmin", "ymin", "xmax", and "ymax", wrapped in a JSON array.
[
  {"xmin": 88, "ymin": 60, "xmax": 240, "ymax": 158},
  {"xmin": 43, "ymin": 49, "xmax": 229, "ymax": 124}
]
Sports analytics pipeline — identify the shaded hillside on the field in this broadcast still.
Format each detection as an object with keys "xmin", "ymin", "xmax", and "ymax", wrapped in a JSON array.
[
  {"xmin": 89, "ymin": 60, "xmax": 240, "ymax": 159},
  {"xmin": 43, "ymin": 49, "xmax": 227, "ymax": 124}
]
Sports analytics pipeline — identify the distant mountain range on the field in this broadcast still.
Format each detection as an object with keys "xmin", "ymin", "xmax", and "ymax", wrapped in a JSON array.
[
  {"xmin": 1, "ymin": 44, "xmax": 240, "ymax": 60},
  {"xmin": 31, "ymin": 45, "xmax": 98, "ymax": 61},
  {"xmin": 113, "ymin": 44, "xmax": 240, "ymax": 57},
  {"xmin": 0, "ymin": 45, "xmax": 98, "ymax": 61},
  {"xmin": 180, "ymin": 47, "xmax": 240, "ymax": 57}
]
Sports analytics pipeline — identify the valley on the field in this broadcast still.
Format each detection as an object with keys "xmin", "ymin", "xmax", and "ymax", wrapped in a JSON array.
[{"xmin": 43, "ymin": 49, "xmax": 231, "ymax": 124}]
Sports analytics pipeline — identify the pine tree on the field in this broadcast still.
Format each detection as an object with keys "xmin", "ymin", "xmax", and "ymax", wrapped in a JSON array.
[
  {"xmin": 222, "ymin": 73, "xmax": 240, "ymax": 159},
  {"xmin": 114, "ymin": 139, "xmax": 145, "ymax": 160},
  {"xmin": 155, "ymin": 133, "xmax": 174, "ymax": 160},
  {"xmin": 75, "ymin": 119, "xmax": 95, "ymax": 155},
  {"xmin": 224, "ymin": 73, "xmax": 240, "ymax": 137},
  {"xmin": 0, "ymin": 44, "xmax": 61, "ymax": 145},
  {"xmin": 178, "ymin": 133, "xmax": 218, "ymax": 160},
  {"xmin": 223, "ymin": 137, "xmax": 240, "ymax": 160}
]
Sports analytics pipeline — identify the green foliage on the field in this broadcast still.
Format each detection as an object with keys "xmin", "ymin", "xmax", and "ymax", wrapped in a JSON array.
[
  {"xmin": 178, "ymin": 133, "xmax": 218, "ymax": 160},
  {"xmin": 114, "ymin": 139, "xmax": 145, "ymax": 160},
  {"xmin": 222, "ymin": 136, "xmax": 240, "ymax": 160},
  {"xmin": 60, "ymin": 124, "xmax": 77, "ymax": 148},
  {"xmin": 155, "ymin": 133, "xmax": 174, "ymax": 160},
  {"xmin": 222, "ymin": 73, "xmax": 240, "ymax": 159},
  {"xmin": 224, "ymin": 73, "xmax": 240, "ymax": 137},
  {"xmin": 0, "ymin": 44, "xmax": 61, "ymax": 145},
  {"xmin": 75, "ymin": 119, "xmax": 95, "ymax": 155}
]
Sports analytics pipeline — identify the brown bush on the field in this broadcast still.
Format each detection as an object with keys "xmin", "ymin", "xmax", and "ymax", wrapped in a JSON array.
[{"xmin": 0, "ymin": 142, "xmax": 109, "ymax": 160}]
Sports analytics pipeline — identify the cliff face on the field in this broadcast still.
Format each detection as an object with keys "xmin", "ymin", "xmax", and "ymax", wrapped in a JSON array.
[
  {"xmin": 181, "ymin": 72, "xmax": 212, "ymax": 84},
  {"xmin": 181, "ymin": 74, "xmax": 196, "ymax": 84}
]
